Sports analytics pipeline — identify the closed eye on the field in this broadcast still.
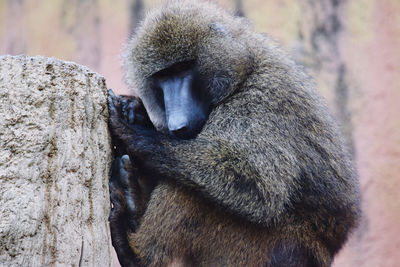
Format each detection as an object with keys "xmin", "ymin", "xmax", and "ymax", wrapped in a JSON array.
[{"xmin": 153, "ymin": 60, "xmax": 195, "ymax": 78}]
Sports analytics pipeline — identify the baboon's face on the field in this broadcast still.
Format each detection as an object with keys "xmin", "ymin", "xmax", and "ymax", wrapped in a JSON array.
[
  {"xmin": 147, "ymin": 59, "xmax": 211, "ymax": 139},
  {"xmin": 125, "ymin": 2, "xmax": 251, "ymax": 136}
]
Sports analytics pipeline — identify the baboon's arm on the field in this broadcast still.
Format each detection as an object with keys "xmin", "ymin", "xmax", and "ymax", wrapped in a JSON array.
[{"xmin": 109, "ymin": 124, "xmax": 296, "ymax": 226}]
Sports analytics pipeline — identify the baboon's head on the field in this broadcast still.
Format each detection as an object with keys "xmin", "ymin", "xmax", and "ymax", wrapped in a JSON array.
[{"xmin": 123, "ymin": 1, "xmax": 253, "ymax": 139}]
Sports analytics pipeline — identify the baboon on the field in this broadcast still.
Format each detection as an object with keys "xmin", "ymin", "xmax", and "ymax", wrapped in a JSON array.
[{"xmin": 107, "ymin": 1, "xmax": 360, "ymax": 266}]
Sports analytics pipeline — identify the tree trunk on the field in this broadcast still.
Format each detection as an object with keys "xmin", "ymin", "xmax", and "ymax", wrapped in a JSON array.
[{"xmin": 0, "ymin": 55, "xmax": 113, "ymax": 266}]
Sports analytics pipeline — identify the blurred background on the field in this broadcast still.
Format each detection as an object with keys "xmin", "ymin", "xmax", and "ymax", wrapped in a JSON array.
[{"xmin": 1, "ymin": 0, "xmax": 399, "ymax": 266}]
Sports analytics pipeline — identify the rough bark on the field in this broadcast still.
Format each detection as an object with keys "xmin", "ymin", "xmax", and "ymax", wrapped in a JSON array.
[{"xmin": 0, "ymin": 55, "xmax": 113, "ymax": 266}]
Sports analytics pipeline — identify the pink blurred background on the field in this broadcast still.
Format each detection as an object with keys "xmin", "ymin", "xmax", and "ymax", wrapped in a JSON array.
[{"xmin": 1, "ymin": 0, "xmax": 399, "ymax": 266}]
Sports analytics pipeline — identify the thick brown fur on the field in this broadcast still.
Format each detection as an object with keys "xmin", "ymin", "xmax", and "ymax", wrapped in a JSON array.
[{"xmin": 108, "ymin": 1, "xmax": 361, "ymax": 266}]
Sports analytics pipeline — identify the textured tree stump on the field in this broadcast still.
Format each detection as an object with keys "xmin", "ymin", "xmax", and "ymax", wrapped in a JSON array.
[{"xmin": 0, "ymin": 55, "xmax": 113, "ymax": 266}]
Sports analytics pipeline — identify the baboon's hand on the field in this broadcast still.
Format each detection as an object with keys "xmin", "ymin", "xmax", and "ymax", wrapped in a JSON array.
[
  {"xmin": 120, "ymin": 96, "xmax": 153, "ymax": 129},
  {"xmin": 109, "ymin": 155, "xmax": 139, "ymax": 232},
  {"xmin": 108, "ymin": 89, "xmax": 153, "ymax": 128},
  {"xmin": 108, "ymin": 89, "xmax": 164, "ymax": 158},
  {"xmin": 108, "ymin": 157, "xmax": 148, "ymax": 267}
]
